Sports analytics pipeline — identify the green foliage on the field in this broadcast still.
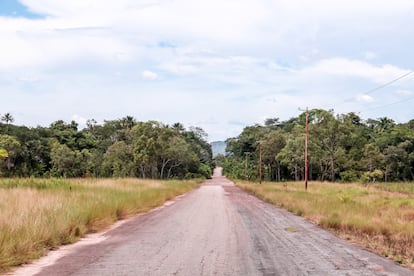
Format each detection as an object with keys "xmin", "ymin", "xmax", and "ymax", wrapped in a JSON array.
[
  {"xmin": 276, "ymin": 128, "xmax": 304, "ymax": 181},
  {"xmin": 102, "ymin": 141, "xmax": 135, "ymax": 177},
  {"xmin": 223, "ymin": 109, "xmax": 414, "ymax": 182},
  {"xmin": 0, "ymin": 148, "xmax": 7, "ymax": 159},
  {"xmin": 198, "ymin": 163, "xmax": 212, "ymax": 179},
  {"xmin": 0, "ymin": 116, "xmax": 212, "ymax": 179},
  {"xmin": 0, "ymin": 135, "xmax": 21, "ymax": 175},
  {"xmin": 340, "ymin": 170, "xmax": 359, "ymax": 182},
  {"xmin": 361, "ymin": 169, "xmax": 384, "ymax": 183}
]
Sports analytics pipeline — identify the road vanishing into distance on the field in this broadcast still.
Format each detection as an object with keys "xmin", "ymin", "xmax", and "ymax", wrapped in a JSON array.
[{"xmin": 13, "ymin": 168, "xmax": 413, "ymax": 276}]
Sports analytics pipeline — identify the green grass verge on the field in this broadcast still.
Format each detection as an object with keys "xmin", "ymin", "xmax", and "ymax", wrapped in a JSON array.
[
  {"xmin": 235, "ymin": 180, "xmax": 414, "ymax": 269},
  {"xmin": 0, "ymin": 178, "xmax": 201, "ymax": 272}
]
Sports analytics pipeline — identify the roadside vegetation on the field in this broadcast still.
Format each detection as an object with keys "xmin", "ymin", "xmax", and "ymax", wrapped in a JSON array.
[
  {"xmin": 220, "ymin": 108, "xmax": 414, "ymax": 183},
  {"xmin": 0, "ymin": 178, "xmax": 201, "ymax": 272},
  {"xmin": 0, "ymin": 114, "xmax": 213, "ymax": 179},
  {"xmin": 220, "ymin": 109, "xmax": 414, "ymax": 268},
  {"xmin": 236, "ymin": 180, "xmax": 414, "ymax": 269},
  {"xmin": 0, "ymin": 114, "xmax": 211, "ymax": 272}
]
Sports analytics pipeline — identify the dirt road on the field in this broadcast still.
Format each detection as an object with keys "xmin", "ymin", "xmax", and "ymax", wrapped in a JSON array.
[{"xmin": 14, "ymin": 168, "xmax": 413, "ymax": 275}]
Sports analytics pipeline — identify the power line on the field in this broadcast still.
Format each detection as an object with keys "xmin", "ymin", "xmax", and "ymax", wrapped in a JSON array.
[
  {"xmin": 330, "ymin": 69, "xmax": 414, "ymax": 108},
  {"xmin": 358, "ymin": 94, "xmax": 414, "ymax": 113},
  {"xmin": 364, "ymin": 70, "xmax": 414, "ymax": 95},
  {"xmin": 354, "ymin": 70, "xmax": 414, "ymax": 114}
]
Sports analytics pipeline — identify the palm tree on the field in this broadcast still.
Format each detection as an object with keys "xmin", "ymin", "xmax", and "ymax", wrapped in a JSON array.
[
  {"xmin": 1, "ymin": 113, "xmax": 14, "ymax": 133},
  {"xmin": 119, "ymin": 116, "xmax": 136, "ymax": 130}
]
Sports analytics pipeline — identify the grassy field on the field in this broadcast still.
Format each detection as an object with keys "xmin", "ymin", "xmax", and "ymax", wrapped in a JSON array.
[
  {"xmin": 0, "ymin": 178, "xmax": 201, "ymax": 272},
  {"xmin": 235, "ymin": 180, "xmax": 414, "ymax": 269}
]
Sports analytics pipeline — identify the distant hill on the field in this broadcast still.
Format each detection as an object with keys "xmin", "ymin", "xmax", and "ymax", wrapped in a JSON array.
[{"xmin": 210, "ymin": 141, "xmax": 226, "ymax": 157}]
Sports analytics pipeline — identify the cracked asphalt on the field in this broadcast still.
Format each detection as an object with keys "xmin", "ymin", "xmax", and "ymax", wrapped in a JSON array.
[{"xmin": 19, "ymin": 168, "xmax": 413, "ymax": 276}]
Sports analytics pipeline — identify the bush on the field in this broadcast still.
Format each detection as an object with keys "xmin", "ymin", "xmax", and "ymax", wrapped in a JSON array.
[
  {"xmin": 361, "ymin": 169, "xmax": 384, "ymax": 183},
  {"xmin": 198, "ymin": 163, "xmax": 212, "ymax": 179},
  {"xmin": 340, "ymin": 170, "xmax": 358, "ymax": 182}
]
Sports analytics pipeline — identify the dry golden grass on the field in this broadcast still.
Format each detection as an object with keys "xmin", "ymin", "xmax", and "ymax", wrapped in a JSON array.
[
  {"xmin": 0, "ymin": 178, "xmax": 201, "ymax": 272},
  {"xmin": 236, "ymin": 181, "xmax": 414, "ymax": 269}
]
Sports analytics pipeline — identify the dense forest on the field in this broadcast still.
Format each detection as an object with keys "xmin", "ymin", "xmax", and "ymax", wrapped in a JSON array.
[
  {"xmin": 219, "ymin": 109, "xmax": 414, "ymax": 182},
  {"xmin": 0, "ymin": 113, "xmax": 213, "ymax": 179}
]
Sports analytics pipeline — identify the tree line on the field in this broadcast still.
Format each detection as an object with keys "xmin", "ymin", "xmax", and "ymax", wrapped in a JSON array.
[
  {"xmin": 0, "ymin": 114, "xmax": 213, "ymax": 179},
  {"xmin": 219, "ymin": 109, "xmax": 414, "ymax": 182}
]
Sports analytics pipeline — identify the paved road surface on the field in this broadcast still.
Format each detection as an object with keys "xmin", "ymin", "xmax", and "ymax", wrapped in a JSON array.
[{"xmin": 15, "ymin": 168, "xmax": 413, "ymax": 275}]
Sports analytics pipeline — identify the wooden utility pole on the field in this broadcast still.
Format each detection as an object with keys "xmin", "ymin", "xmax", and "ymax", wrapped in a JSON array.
[
  {"xmin": 305, "ymin": 108, "xmax": 309, "ymax": 190},
  {"xmin": 259, "ymin": 141, "xmax": 262, "ymax": 184}
]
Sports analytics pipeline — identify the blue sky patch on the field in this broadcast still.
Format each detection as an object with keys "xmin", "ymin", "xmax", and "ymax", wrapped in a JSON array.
[{"xmin": 0, "ymin": 0, "xmax": 44, "ymax": 19}]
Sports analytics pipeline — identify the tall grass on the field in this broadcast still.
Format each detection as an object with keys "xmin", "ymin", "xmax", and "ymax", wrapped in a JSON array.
[
  {"xmin": 236, "ymin": 181, "xmax": 414, "ymax": 269},
  {"xmin": 0, "ymin": 178, "xmax": 201, "ymax": 272}
]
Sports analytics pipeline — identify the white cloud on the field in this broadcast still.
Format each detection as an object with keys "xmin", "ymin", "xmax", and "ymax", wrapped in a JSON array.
[
  {"xmin": 0, "ymin": 18, "xmax": 135, "ymax": 71},
  {"xmin": 301, "ymin": 58, "xmax": 409, "ymax": 84},
  {"xmin": 394, "ymin": 90, "xmax": 414, "ymax": 96},
  {"xmin": 364, "ymin": 51, "xmax": 377, "ymax": 60},
  {"xmin": 71, "ymin": 114, "xmax": 87, "ymax": 127},
  {"xmin": 17, "ymin": 74, "xmax": 41, "ymax": 83},
  {"xmin": 2, "ymin": 0, "xmax": 414, "ymax": 141},
  {"xmin": 142, "ymin": 70, "xmax": 159, "ymax": 80},
  {"xmin": 354, "ymin": 94, "xmax": 374, "ymax": 103}
]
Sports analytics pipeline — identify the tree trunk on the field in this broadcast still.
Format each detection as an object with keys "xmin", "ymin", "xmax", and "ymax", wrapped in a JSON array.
[
  {"xmin": 167, "ymin": 162, "xmax": 182, "ymax": 178},
  {"xmin": 160, "ymin": 159, "xmax": 170, "ymax": 179},
  {"xmin": 268, "ymin": 164, "xmax": 272, "ymax": 181},
  {"xmin": 309, "ymin": 165, "xmax": 312, "ymax": 181},
  {"xmin": 322, "ymin": 161, "xmax": 329, "ymax": 181},
  {"xmin": 151, "ymin": 161, "xmax": 158, "ymax": 179},
  {"xmin": 6, "ymin": 157, "xmax": 12, "ymax": 172},
  {"xmin": 140, "ymin": 165, "xmax": 145, "ymax": 178},
  {"xmin": 277, "ymin": 166, "xmax": 281, "ymax": 182},
  {"xmin": 294, "ymin": 165, "xmax": 298, "ymax": 181}
]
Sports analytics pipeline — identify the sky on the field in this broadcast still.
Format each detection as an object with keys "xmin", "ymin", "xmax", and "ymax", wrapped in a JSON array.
[{"xmin": 1, "ymin": 0, "xmax": 414, "ymax": 141}]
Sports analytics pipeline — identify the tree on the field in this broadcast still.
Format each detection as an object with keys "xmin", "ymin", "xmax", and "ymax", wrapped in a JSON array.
[
  {"xmin": 383, "ymin": 140, "xmax": 414, "ymax": 181},
  {"xmin": 50, "ymin": 120, "xmax": 79, "ymax": 150},
  {"xmin": 183, "ymin": 127, "xmax": 213, "ymax": 173},
  {"xmin": 261, "ymin": 131, "xmax": 286, "ymax": 181},
  {"xmin": 0, "ymin": 147, "xmax": 7, "ymax": 176},
  {"xmin": 102, "ymin": 141, "xmax": 135, "ymax": 177},
  {"xmin": 172, "ymin": 122, "xmax": 185, "ymax": 133},
  {"xmin": 264, "ymin": 118, "xmax": 280, "ymax": 128},
  {"xmin": 50, "ymin": 141, "xmax": 77, "ymax": 177},
  {"xmin": 163, "ymin": 135, "xmax": 196, "ymax": 178},
  {"xmin": 310, "ymin": 110, "xmax": 351, "ymax": 181},
  {"xmin": 1, "ymin": 113, "xmax": 14, "ymax": 125},
  {"xmin": 119, "ymin": 116, "xmax": 136, "ymax": 130},
  {"xmin": 0, "ymin": 116, "xmax": 211, "ymax": 179},
  {"xmin": 132, "ymin": 121, "xmax": 160, "ymax": 178},
  {"xmin": 362, "ymin": 143, "xmax": 384, "ymax": 172},
  {"xmin": 276, "ymin": 130, "xmax": 304, "ymax": 181},
  {"xmin": 0, "ymin": 135, "xmax": 20, "ymax": 175},
  {"xmin": 1, "ymin": 113, "xmax": 14, "ymax": 133},
  {"xmin": 222, "ymin": 109, "xmax": 414, "ymax": 183}
]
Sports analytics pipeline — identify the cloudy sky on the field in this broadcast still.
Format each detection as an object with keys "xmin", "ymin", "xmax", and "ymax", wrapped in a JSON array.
[{"xmin": 1, "ymin": 0, "xmax": 414, "ymax": 141}]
